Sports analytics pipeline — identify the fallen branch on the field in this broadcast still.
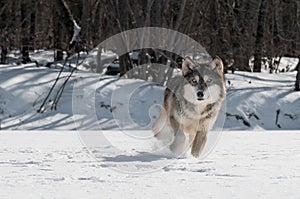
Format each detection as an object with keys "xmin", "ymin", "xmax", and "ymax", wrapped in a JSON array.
[
  {"xmin": 275, "ymin": 109, "xmax": 281, "ymax": 128},
  {"xmin": 51, "ymin": 63, "xmax": 78, "ymax": 110},
  {"xmin": 247, "ymin": 112, "xmax": 260, "ymax": 120},
  {"xmin": 284, "ymin": 113, "xmax": 297, "ymax": 120},
  {"xmin": 37, "ymin": 57, "xmax": 69, "ymax": 113},
  {"xmin": 226, "ymin": 112, "xmax": 251, "ymax": 127}
]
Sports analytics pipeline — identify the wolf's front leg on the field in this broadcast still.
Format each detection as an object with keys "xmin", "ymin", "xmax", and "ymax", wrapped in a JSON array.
[{"xmin": 191, "ymin": 131, "xmax": 208, "ymax": 158}]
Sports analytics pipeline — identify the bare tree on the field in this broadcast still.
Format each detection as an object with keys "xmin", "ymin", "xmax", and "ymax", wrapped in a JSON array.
[
  {"xmin": 253, "ymin": 0, "xmax": 268, "ymax": 72},
  {"xmin": 53, "ymin": 0, "xmax": 81, "ymax": 61},
  {"xmin": 295, "ymin": 57, "xmax": 300, "ymax": 91}
]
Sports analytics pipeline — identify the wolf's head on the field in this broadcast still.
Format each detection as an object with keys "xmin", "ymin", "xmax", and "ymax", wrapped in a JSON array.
[{"xmin": 181, "ymin": 56, "xmax": 225, "ymax": 105}]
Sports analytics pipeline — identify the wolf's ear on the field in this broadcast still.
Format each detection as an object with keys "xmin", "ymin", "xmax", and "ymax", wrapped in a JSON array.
[
  {"xmin": 210, "ymin": 56, "xmax": 224, "ymax": 75},
  {"xmin": 182, "ymin": 57, "xmax": 196, "ymax": 76}
]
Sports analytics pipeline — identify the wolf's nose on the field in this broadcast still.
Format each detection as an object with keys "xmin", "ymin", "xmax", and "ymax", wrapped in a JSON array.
[{"xmin": 197, "ymin": 91, "xmax": 204, "ymax": 98}]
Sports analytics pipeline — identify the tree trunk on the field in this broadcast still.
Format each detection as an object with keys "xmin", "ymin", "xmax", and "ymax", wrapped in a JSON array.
[
  {"xmin": 21, "ymin": 38, "xmax": 31, "ymax": 63},
  {"xmin": 272, "ymin": 0, "xmax": 280, "ymax": 56},
  {"xmin": 0, "ymin": 46, "xmax": 7, "ymax": 64},
  {"xmin": 81, "ymin": 0, "xmax": 92, "ymax": 48},
  {"xmin": 253, "ymin": 0, "xmax": 268, "ymax": 72},
  {"xmin": 20, "ymin": 0, "xmax": 33, "ymax": 63},
  {"xmin": 14, "ymin": 0, "xmax": 22, "ymax": 51},
  {"xmin": 119, "ymin": 53, "xmax": 132, "ymax": 76},
  {"xmin": 295, "ymin": 58, "xmax": 300, "ymax": 91},
  {"xmin": 118, "ymin": 0, "xmax": 133, "ymax": 76},
  {"xmin": 174, "ymin": 0, "xmax": 187, "ymax": 32},
  {"xmin": 53, "ymin": 1, "xmax": 63, "ymax": 61},
  {"xmin": 209, "ymin": 0, "xmax": 220, "ymax": 56},
  {"xmin": 150, "ymin": 0, "xmax": 162, "ymax": 27},
  {"xmin": 53, "ymin": 0, "xmax": 78, "ymax": 61}
]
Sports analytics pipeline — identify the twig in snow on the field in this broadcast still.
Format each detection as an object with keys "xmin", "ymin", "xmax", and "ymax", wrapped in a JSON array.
[
  {"xmin": 226, "ymin": 112, "xmax": 251, "ymax": 127},
  {"xmin": 284, "ymin": 113, "xmax": 297, "ymax": 120},
  {"xmin": 248, "ymin": 112, "xmax": 260, "ymax": 120},
  {"xmin": 275, "ymin": 109, "xmax": 281, "ymax": 128}
]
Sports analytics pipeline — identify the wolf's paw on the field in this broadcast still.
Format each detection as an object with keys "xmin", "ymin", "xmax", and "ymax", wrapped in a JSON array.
[
  {"xmin": 169, "ymin": 137, "xmax": 188, "ymax": 158},
  {"xmin": 191, "ymin": 149, "xmax": 201, "ymax": 158}
]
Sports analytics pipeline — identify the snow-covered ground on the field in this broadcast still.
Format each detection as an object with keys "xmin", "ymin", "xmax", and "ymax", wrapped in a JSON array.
[
  {"xmin": 225, "ymin": 71, "xmax": 300, "ymax": 130},
  {"xmin": 0, "ymin": 131, "xmax": 299, "ymax": 198},
  {"xmin": 0, "ymin": 51, "xmax": 300, "ymax": 198}
]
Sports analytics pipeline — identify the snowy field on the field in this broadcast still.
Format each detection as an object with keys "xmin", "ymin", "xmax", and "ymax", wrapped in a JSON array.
[
  {"xmin": 0, "ymin": 131, "xmax": 299, "ymax": 198},
  {"xmin": 0, "ymin": 52, "xmax": 300, "ymax": 198}
]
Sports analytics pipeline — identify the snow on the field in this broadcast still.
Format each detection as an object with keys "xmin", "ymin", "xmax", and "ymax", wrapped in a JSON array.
[
  {"xmin": 1, "ymin": 57, "xmax": 299, "ymax": 130},
  {"xmin": 0, "ymin": 51, "xmax": 300, "ymax": 198},
  {"xmin": 225, "ymin": 71, "xmax": 300, "ymax": 130},
  {"xmin": 79, "ymin": 49, "xmax": 117, "ymax": 72},
  {"xmin": 0, "ymin": 131, "xmax": 299, "ymax": 198}
]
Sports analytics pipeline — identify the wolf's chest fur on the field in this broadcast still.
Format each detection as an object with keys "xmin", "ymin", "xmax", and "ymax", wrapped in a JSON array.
[{"xmin": 172, "ymin": 96, "xmax": 219, "ymax": 133}]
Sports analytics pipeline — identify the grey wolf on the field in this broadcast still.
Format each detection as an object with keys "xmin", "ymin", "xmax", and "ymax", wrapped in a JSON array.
[{"xmin": 152, "ymin": 56, "xmax": 226, "ymax": 157}]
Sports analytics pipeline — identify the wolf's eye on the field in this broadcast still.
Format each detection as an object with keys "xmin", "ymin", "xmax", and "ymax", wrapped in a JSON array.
[
  {"xmin": 206, "ymin": 79, "xmax": 213, "ymax": 84},
  {"xmin": 191, "ymin": 79, "xmax": 197, "ymax": 84}
]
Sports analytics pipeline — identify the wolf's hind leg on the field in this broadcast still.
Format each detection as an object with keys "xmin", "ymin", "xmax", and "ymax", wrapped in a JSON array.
[
  {"xmin": 154, "ymin": 125, "xmax": 174, "ymax": 143},
  {"xmin": 169, "ymin": 117, "xmax": 187, "ymax": 157},
  {"xmin": 169, "ymin": 130, "xmax": 186, "ymax": 157},
  {"xmin": 153, "ymin": 116, "xmax": 174, "ymax": 144}
]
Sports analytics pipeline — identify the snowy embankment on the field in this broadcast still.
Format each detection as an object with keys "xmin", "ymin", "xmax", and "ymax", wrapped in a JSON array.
[
  {"xmin": 0, "ymin": 131, "xmax": 299, "ymax": 198},
  {"xmin": 0, "ymin": 55, "xmax": 299, "ymax": 130},
  {"xmin": 225, "ymin": 71, "xmax": 300, "ymax": 130}
]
